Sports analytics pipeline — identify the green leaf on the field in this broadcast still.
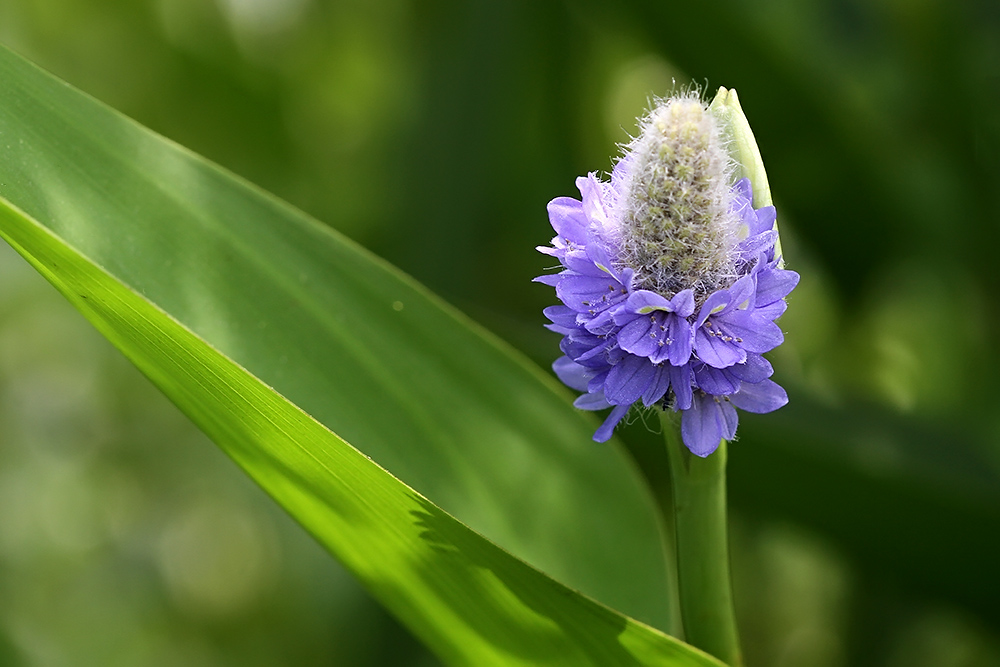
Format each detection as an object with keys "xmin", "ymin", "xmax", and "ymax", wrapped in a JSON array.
[{"xmin": 0, "ymin": 44, "xmax": 722, "ymax": 665}]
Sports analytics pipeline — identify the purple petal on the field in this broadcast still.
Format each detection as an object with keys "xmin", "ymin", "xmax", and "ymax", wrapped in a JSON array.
[
  {"xmin": 617, "ymin": 315, "xmax": 660, "ymax": 357},
  {"xmin": 575, "ymin": 391, "xmax": 612, "ymax": 411},
  {"xmin": 533, "ymin": 273, "xmax": 563, "ymax": 287},
  {"xmin": 561, "ymin": 330, "xmax": 610, "ymax": 365},
  {"xmin": 695, "ymin": 326, "xmax": 747, "ymax": 368},
  {"xmin": 604, "ymin": 355, "xmax": 655, "ymax": 405},
  {"xmin": 755, "ymin": 300, "xmax": 787, "ymax": 321},
  {"xmin": 753, "ymin": 206, "xmax": 777, "ymax": 234},
  {"xmin": 681, "ymin": 399, "xmax": 720, "ymax": 456},
  {"xmin": 553, "ymin": 356, "xmax": 591, "ymax": 392},
  {"xmin": 618, "ymin": 267, "xmax": 635, "ymax": 292},
  {"xmin": 623, "ymin": 290, "xmax": 674, "ymax": 315},
  {"xmin": 575, "ymin": 337, "xmax": 616, "ymax": 363},
  {"xmin": 606, "ymin": 346, "xmax": 629, "ymax": 365},
  {"xmin": 577, "ymin": 173, "xmax": 611, "ymax": 226},
  {"xmin": 694, "ymin": 364, "xmax": 741, "ymax": 395},
  {"xmin": 586, "ymin": 241, "xmax": 618, "ymax": 275},
  {"xmin": 563, "ymin": 249, "xmax": 605, "ymax": 276},
  {"xmin": 728, "ymin": 354, "xmax": 774, "ymax": 383},
  {"xmin": 546, "ymin": 197, "xmax": 589, "ymax": 242},
  {"xmin": 583, "ymin": 307, "xmax": 621, "ymax": 335},
  {"xmin": 681, "ymin": 394, "xmax": 724, "ymax": 456},
  {"xmin": 587, "ymin": 369, "xmax": 610, "ymax": 393},
  {"xmin": 696, "ymin": 289, "xmax": 732, "ymax": 327},
  {"xmin": 755, "ymin": 268, "xmax": 800, "ymax": 307},
  {"xmin": 612, "ymin": 303, "xmax": 645, "ymax": 327},
  {"xmin": 556, "ymin": 275, "xmax": 624, "ymax": 314},
  {"xmin": 669, "ymin": 364, "xmax": 693, "ymax": 410},
  {"xmin": 737, "ymin": 229, "xmax": 778, "ymax": 258},
  {"xmin": 665, "ymin": 314, "xmax": 694, "ymax": 366},
  {"xmin": 727, "ymin": 274, "xmax": 757, "ymax": 311},
  {"xmin": 647, "ymin": 340, "xmax": 670, "ymax": 365},
  {"xmin": 669, "ymin": 289, "xmax": 696, "ymax": 318},
  {"xmin": 729, "ymin": 378, "xmax": 788, "ymax": 414},
  {"xmin": 719, "ymin": 310, "xmax": 784, "ymax": 354},
  {"xmin": 720, "ymin": 399, "xmax": 739, "ymax": 440},
  {"xmin": 681, "ymin": 394, "xmax": 739, "ymax": 457},
  {"xmin": 593, "ymin": 404, "xmax": 630, "ymax": 442},
  {"xmin": 562, "ymin": 326, "xmax": 601, "ymax": 348},
  {"xmin": 536, "ymin": 244, "xmax": 561, "ymax": 258},
  {"xmin": 544, "ymin": 305, "xmax": 577, "ymax": 328},
  {"xmin": 641, "ymin": 366, "xmax": 671, "ymax": 407},
  {"xmin": 544, "ymin": 322, "xmax": 573, "ymax": 335}
]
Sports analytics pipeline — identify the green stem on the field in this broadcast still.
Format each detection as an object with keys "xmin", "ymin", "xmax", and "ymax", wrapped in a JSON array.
[{"xmin": 659, "ymin": 410, "xmax": 742, "ymax": 666}]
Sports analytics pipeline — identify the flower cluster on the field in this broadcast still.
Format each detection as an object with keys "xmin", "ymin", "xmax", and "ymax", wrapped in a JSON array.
[{"xmin": 536, "ymin": 95, "xmax": 798, "ymax": 456}]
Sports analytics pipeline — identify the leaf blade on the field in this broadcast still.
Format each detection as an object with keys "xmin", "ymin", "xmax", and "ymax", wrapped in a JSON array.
[
  {"xmin": 0, "ymin": 43, "xmax": 719, "ymax": 664},
  {"xmin": 0, "ymin": 197, "xmax": 720, "ymax": 666}
]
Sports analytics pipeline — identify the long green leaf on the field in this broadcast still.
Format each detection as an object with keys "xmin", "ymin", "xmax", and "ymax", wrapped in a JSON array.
[{"xmin": 0, "ymin": 44, "xmax": 720, "ymax": 665}]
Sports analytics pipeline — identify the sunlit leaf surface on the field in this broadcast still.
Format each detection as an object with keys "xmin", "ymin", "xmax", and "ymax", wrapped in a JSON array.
[{"xmin": 0, "ymin": 44, "xmax": 726, "ymax": 665}]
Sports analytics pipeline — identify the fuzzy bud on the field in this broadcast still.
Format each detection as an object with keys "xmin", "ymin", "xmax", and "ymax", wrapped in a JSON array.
[{"xmin": 616, "ymin": 94, "xmax": 739, "ymax": 300}]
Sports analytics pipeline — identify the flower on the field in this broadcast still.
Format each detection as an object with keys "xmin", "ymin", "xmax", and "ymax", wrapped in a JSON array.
[{"xmin": 537, "ymin": 92, "xmax": 799, "ymax": 456}]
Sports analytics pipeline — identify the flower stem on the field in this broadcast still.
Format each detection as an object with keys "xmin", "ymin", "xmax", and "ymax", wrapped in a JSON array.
[{"xmin": 659, "ymin": 410, "xmax": 742, "ymax": 666}]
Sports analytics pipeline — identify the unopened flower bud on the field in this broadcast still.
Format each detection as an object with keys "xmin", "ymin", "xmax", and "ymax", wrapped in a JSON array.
[{"xmin": 709, "ymin": 86, "xmax": 783, "ymax": 264}]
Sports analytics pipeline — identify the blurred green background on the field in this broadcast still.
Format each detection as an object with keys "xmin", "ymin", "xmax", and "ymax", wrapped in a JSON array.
[{"xmin": 1, "ymin": 0, "xmax": 999, "ymax": 665}]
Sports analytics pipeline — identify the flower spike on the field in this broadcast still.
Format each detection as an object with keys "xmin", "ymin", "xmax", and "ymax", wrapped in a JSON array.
[{"xmin": 537, "ymin": 88, "xmax": 798, "ymax": 456}]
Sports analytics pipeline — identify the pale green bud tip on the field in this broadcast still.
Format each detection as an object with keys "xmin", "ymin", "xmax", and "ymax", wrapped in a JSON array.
[
  {"xmin": 710, "ymin": 86, "xmax": 782, "ymax": 264},
  {"xmin": 617, "ymin": 93, "xmax": 739, "ymax": 300}
]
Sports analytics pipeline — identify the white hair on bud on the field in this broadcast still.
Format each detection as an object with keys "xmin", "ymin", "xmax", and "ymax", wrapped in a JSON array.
[{"xmin": 614, "ymin": 92, "xmax": 740, "ymax": 301}]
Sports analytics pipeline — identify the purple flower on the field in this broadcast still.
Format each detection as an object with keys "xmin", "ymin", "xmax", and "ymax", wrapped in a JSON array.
[{"xmin": 537, "ymin": 95, "xmax": 798, "ymax": 457}]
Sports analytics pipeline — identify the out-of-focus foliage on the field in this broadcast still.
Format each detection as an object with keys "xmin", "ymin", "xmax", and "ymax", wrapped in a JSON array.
[{"xmin": 0, "ymin": 0, "xmax": 998, "ymax": 666}]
